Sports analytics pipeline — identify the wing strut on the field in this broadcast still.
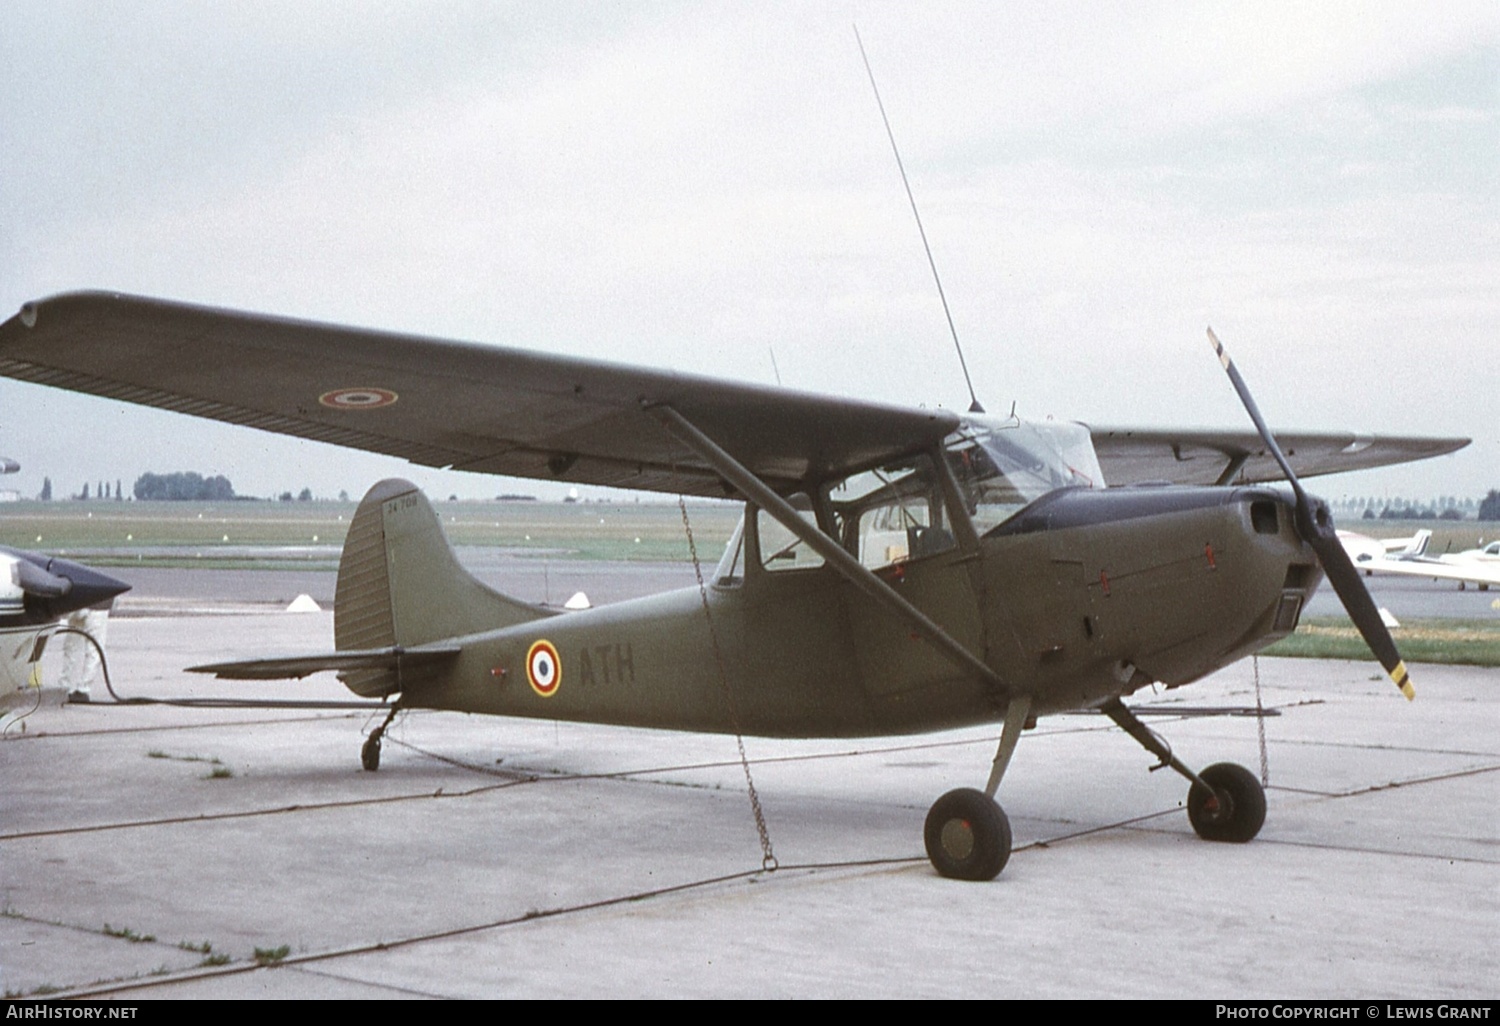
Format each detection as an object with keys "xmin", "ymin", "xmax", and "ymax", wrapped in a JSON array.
[
  {"xmin": 651, "ymin": 404, "xmax": 1011, "ymax": 701},
  {"xmin": 1213, "ymin": 453, "xmax": 1249, "ymax": 487}
]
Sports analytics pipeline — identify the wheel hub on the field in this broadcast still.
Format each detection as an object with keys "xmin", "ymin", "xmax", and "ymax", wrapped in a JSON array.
[
  {"xmin": 940, "ymin": 818, "xmax": 975, "ymax": 860},
  {"xmin": 925, "ymin": 788, "xmax": 1013, "ymax": 881}
]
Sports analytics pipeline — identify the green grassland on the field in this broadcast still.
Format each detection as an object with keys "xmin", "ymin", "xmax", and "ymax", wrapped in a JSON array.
[
  {"xmin": 0, "ymin": 500, "xmax": 353, "ymax": 548},
  {"xmin": 1264, "ymin": 616, "xmax": 1500, "ymax": 667},
  {"xmin": 0, "ymin": 498, "xmax": 743, "ymax": 566}
]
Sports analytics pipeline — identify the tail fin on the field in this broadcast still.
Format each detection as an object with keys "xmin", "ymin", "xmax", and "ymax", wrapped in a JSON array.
[
  {"xmin": 336, "ymin": 479, "xmax": 549, "ymax": 694},
  {"xmin": 1394, "ymin": 529, "xmax": 1433, "ymax": 559}
]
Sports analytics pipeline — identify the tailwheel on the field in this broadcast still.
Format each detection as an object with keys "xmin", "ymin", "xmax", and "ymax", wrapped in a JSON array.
[
  {"xmin": 361, "ymin": 732, "xmax": 382, "ymax": 772},
  {"xmin": 1187, "ymin": 762, "xmax": 1265, "ymax": 843},
  {"xmin": 924, "ymin": 788, "xmax": 1012, "ymax": 881},
  {"xmin": 362, "ymin": 705, "xmax": 400, "ymax": 772}
]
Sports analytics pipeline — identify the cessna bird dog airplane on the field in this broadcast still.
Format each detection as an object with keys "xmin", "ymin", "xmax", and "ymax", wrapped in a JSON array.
[{"xmin": 0, "ymin": 293, "xmax": 1468, "ymax": 879}]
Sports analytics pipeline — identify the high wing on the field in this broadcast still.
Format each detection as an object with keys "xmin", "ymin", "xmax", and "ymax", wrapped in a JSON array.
[
  {"xmin": 1088, "ymin": 426, "xmax": 1469, "ymax": 487},
  {"xmin": 0, "ymin": 291, "xmax": 1467, "ymax": 496},
  {"xmin": 0, "ymin": 292, "xmax": 957, "ymax": 499}
]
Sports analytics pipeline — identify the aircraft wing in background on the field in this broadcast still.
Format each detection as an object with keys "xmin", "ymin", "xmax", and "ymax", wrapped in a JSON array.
[{"xmin": 1089, "ymin": 427, "xmax": 1468, "ymax": 487}]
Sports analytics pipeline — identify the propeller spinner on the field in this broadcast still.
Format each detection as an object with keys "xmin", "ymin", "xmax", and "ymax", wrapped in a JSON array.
[{"xmin": 1207, "ymin": 328, "xmax": 1414, "ymax": 701}]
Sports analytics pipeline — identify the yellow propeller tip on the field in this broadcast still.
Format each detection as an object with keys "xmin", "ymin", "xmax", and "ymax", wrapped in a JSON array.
[{"xmin": 1392, "ymin": 661, "xmax": 1414, "ymax": 700}]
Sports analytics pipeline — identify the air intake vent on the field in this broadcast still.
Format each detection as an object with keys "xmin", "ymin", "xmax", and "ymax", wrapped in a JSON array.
[
  {"xmin": 1251, "ymin": 501, "xmax": 1279, "ymax": 535},
  {"xmin": 1274, "ymin": 593, "xmax": 1303, "ymax": 632}
]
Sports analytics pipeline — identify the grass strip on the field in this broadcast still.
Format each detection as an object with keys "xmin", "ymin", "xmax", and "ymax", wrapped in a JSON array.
[{"xmin": 1264, "ymin": 616, "xmax": 1500, "ymax": 667}]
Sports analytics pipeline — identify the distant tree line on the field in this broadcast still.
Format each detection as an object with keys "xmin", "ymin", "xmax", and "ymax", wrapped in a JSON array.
[
  {"xmin": 1336, "ymin": 495, "xmax": 1478, "ymax": 515},
  {"xmin": 133, "ymin": 472, "xmax": 235, "ymax": 501},
  {"xmin": 1336, "ymin": 490, "xmax": 1499, "ymax": 522},
  {"xmin": 1481, "ymin": 490, "xmax": 1500, "ymax": 522},
  {"xmin": 74, "ymin": 480, "xmax": 124, "ymax": 500},
  {"xmin": 31, "ymin": 472, "xmax": 332, "ymax": 502},
  {"xmin": 1363, "ymin": 505, "xmax": 1466, "ymax": 521}
]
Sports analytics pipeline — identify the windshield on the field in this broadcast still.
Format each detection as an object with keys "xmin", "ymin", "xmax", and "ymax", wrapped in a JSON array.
[{"xmin": 946, "ymin": 415, "xmax": 1104, "ymax": 533}]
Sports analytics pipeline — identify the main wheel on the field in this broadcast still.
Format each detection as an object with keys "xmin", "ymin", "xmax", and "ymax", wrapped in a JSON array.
[
  {"xmin": 361, "ymin": 733, "xmax": 382, "ymax": 772},
  {"xmin": 1187, "ymin": 762, "xmax": 1265, "ymax": 842},
  {"xmin": 924, "ymin": 788, "xmax": 1012, "ymax": 881}
]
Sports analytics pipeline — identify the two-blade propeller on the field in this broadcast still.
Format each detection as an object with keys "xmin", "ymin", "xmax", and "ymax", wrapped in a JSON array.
[{"xmin": 1208, "ymin": 328, "xmax": 1414, "ymax": 701}]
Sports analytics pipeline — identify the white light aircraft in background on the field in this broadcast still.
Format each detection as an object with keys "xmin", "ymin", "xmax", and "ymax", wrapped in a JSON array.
[{"xmin": 1338, "ymin": 529, "xmax": 1500, "ymax": 591}]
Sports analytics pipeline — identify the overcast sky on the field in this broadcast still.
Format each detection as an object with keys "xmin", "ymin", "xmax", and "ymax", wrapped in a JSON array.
[{"xmin": 1, "ymin": 1, "xmax": 1495, "ymax": 504}]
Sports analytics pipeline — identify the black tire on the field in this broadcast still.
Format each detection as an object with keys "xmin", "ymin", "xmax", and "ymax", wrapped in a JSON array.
[
  {"xmin": 361, "ymin": 733, "xmax": 382, "ymax": 772},
  {"xmin": 924, "ymin": 788, "xmax": 1012, "ymax": 881},
  {"xmin": 1187, "ymin": 762, "xmax": 1265, "ymax": 842}
]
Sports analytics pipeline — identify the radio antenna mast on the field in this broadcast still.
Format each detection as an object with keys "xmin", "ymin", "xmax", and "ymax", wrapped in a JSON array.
[{"xmin": 854, "ymin": 24, "xmax": 984, "ymax": 413}]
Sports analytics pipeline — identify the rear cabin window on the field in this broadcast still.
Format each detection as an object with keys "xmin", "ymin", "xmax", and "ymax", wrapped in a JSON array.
[{"xmin": 755, "ymin": 502, "xmax": 826, "ymax": 573}]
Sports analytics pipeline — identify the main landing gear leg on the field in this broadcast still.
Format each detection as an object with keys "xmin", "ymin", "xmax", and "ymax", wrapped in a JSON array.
[
  {"xmin": 1099, "ymin": 697, "xmax": 1265, "ymax": 843},
  {"xmin": 361, "ymin": 704, "xmax": 401, "ymax": 772},
  {"xmin": 925, "ymin": 694, "xmax": 1031, "ymax": 881}
]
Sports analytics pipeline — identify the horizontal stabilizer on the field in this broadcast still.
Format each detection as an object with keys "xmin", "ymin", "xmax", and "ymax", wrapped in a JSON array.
[{"xmin": 188, "ymin": 644, "xmax": 461, "ymax": 681}]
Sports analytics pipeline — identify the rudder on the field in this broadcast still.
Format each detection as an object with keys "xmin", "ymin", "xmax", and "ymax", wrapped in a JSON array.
[{"xmin": 335, "ymin": 479, "xmax": 550, "ymax": 694}]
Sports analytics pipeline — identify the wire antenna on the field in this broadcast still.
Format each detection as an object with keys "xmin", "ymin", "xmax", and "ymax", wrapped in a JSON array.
[{"xmin": 854, "ymin": 24, "xmax": 984, "ymax": 414}]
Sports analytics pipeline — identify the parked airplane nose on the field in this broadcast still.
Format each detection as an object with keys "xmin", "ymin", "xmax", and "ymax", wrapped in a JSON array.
[
  {"xmin": 0, "ymin": 550, "xmax": 132, "ymax": 623},
  {"xmin": 1209, "ymin": 327, "xmax": 1415, "ymax": 700},
  {"xmin": 40, "ymin": 555, "xmax": 131, "ymax": 613}
]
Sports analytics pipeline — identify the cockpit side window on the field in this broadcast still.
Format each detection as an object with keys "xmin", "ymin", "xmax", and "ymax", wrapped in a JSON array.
[{"xmin": 829, "ymin": 453, "xmax": 957, "ymax": 569}]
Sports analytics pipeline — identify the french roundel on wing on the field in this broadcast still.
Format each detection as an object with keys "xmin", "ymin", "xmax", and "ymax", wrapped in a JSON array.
[
  {"xmin": 526, "ymin": 640, "xmax": 561, "ymax": 697},
  {"xmin": 318, "ymin": 387, "xmax": 398, "ymax": 410}
]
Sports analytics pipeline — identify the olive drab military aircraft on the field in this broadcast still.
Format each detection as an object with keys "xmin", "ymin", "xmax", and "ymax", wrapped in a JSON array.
[{"xmin": 0, "ymin": 293, "xmax": 1469, "ymax": 879}]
